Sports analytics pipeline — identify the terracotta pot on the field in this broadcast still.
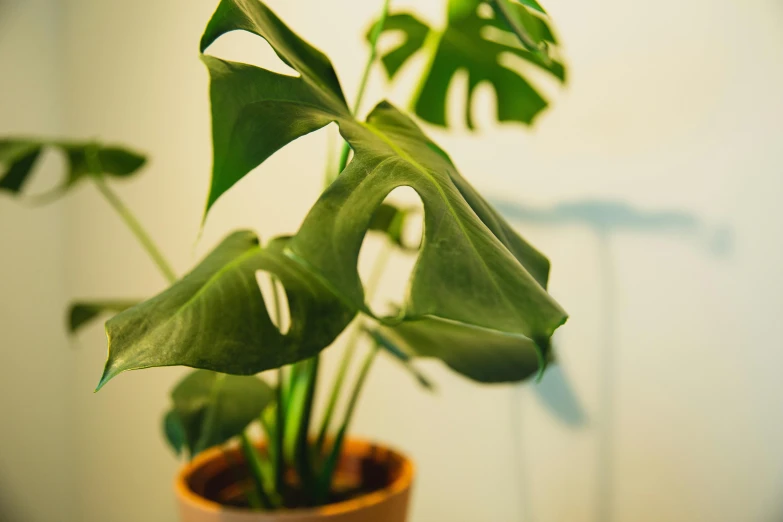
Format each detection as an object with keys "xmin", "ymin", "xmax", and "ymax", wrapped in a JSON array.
[{"xmin": 176, "ymin": 439, "xmax": 414, "ymax": 522}]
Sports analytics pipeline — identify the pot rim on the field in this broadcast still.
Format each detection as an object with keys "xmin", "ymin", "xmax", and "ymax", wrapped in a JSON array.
[{"xmin": 175, "ymin": 438, "xmax": 414, "ymax": 519}]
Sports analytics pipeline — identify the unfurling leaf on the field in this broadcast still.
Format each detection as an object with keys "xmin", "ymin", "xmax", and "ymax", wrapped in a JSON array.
[
  {"xmin": 193, "ymin": 0, "xmax": 566, "ymax": 383},
  {"xmin": 372, "ymin": 0, "xmax": 565, "ymax": 128},
  {"xmin": 68, "ymin": 300, "xmax": 140, "ymax": 334},
  {"xmin": 97, "ymin": 231, "xmax": 354, "ymax": 389},
  {"xmin": 0, "ymin": 139, "xmax": 145, "ymax": 197},
  {"xmin": 164, "ymin": 370, "xmax": 273, "ymax": 457}
]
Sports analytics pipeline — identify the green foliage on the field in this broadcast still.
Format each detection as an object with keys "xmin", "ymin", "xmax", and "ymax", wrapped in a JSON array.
[
  {"xmin": 377, "ymin": 317, "xmax": 544, "ymax": 383},
  {"xmin": 163, "ymin": 369, "xmax": 274, "ymax": 457},
  {"xmin": 67, "ymin": 300, "xmax": 139, "ymax": 334},
  {"xmin": 372, "ymin": 0, "xmax": 565, "ymax": 128},
  {"xmin": 194, "ymin": 0, "xmax": 565, "ymax": 379},
  {"xmin": 0, "ymin": 139, "xmax": 145, "ymax": 196},
  {"xmin": 2, "ymin": 0, "xmax": 573, "ymax": 511},
  {"xmin": 98, "ymin": 231, "xmax": 354, "ymax": 389}
]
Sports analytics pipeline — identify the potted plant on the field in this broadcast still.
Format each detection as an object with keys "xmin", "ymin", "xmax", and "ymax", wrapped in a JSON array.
[{"xmin": 0, "ymin": 0, "xmax": 568, "ymax": 520}]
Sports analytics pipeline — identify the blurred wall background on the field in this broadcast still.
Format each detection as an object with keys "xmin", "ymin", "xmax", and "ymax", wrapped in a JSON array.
[{"xmin": 1, "ymin": 0, "xmax": 782, "ymax": 521}]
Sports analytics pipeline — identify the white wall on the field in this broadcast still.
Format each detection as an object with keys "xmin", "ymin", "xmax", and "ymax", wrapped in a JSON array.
[
  {"xmin": 2, "ymin": 0, "xmax": 782, "ymax": 521},
  {"xmin": 0, "ymin": 2, "xmax": 76, "ymax": 522}
]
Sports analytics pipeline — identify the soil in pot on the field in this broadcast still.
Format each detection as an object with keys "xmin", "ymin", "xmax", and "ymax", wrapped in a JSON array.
[{"xmin": 177, "ymin": 438, "xmax": 413, "ymax": 521}]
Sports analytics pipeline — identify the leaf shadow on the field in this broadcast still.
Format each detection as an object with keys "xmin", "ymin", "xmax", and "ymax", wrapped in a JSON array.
[{"xmin": 495, "ymin": 197, "xmax": 731, "ymax": 522}]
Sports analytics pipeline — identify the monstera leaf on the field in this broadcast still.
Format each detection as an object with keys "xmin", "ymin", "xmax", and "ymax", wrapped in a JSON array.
[
  {"xmin": 192, "ymin": 0, "xmax": 566, "ymax": 381},
  {"xmin": 372, "ymin": 0, "xmax": 565, "ymax": 128},
  {"xmin": 97, "ymin": 231, "xmax": 354, "ymax": 389},
  {"xmin": 374, "ymin": 317, "xmax": 544, "ymax": 383},
  {"xmin": 0, "ymin": 139, "xmax": 145, "ymax": 196},
  {"xmin": 68, "ymin": 300, "xmax": 139, "ymax": 334},
  {"xmin": 163, "ymin": 369, "xmax": 274, "ymax": 457}
]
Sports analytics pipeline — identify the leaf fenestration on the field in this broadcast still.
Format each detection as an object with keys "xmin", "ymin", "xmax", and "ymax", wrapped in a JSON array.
[
  {"xmin": 373, "ymin": 0, "xmax": 565, "ymax": 128},
  {"xmin": 98, "ymin": 231, "xmax": 354, "ymax": 389},
  {"xmin": 194, "ymin": 0, "xmax": 566, "ymax": 381}
]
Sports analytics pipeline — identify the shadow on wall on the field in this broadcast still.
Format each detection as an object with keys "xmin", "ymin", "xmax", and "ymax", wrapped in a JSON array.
[
  {"xmin": 497, "ymin": 198, "xmax": 732, "ymax": 522},
  {"xmin": 494, "ymin": 199, "xmax": 732, "ymax": 256}
]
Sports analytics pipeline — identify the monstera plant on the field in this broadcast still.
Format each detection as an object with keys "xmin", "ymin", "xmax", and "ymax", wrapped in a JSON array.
[{"xmin": 1, "ymin": 0, "xmax": 567, "ymax": 520}]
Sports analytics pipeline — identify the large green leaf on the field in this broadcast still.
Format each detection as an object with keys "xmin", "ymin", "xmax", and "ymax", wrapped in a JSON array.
[
  {"xmin": 288, "ymin": 103, "xmax": 563, "ymax": 343},
  {"xmin": 164, "ymin": 369, "xmax": 274, "ymax": 457},
  {"xmin": 97, "ymin": 231, "xmax": 354, "ymax": 389},
  {"xmin": 373, "ymin": 0, "xmax": 565, "ymax": 128},
  {"xmin": 0, "ymin": 139, "xmax": 145, "ymax": 196},
  {"xmin": 67, "ymin": 300, "xmax": 139, "ymax": 334},
  {"xmin": 198, "ymin": 0, "xmax": 566, "ymax": 380}
]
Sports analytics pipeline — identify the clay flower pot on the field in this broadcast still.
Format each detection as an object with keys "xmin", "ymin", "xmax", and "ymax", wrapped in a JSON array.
[{"xmin": 176, "ymin": 439, "xmax": 414, "ymax": 522}]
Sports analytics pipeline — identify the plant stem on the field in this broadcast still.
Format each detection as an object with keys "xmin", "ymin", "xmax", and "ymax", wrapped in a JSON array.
[
  {"xmin": 92, "ymin": 178, "xmax": 177, "ymax": 284},
  {"xmin": 294, "ymin": 357, "xmax": 320, "ymax": 504},
  {"xmin": 316, "ymin": 343, "xmax": 379, "ymax": 504},
  {"xmin": 315, "ymin": 240, "xmax": 393, "ymax": 452},
  {"xmin": 240, "ymin": 433, "xmax": 275, "ymax": 510},
  {"xmin": 333, "ymin": 0, "xmax": 393, "ymax": 179},
  {"xmin": 274, "ymin": 370, "xmax": 286, "ymax": 496}
]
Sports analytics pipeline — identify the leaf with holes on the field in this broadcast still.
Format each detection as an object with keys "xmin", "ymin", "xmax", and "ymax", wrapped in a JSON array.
[
  {"xmin": 372, "ymin": 0, "xmax": 565, "ymax": 128},
  {"xmin": 165, "ymin": 370, "xmax": 274, "ymax": 457},
  {"xmin": 197, "ymin": 0, "xmax": 566, "ymax": 381},
  {"xmin": 68, "ymin": 300, "xmax": 140, "ymax": 334},
  {"xmin": 0, "ymin": 139, "xmax": 145, "ymax": 196},
  {"xmin": 97, "ymin": 230, "xmax": 354, "ymax": 389}
]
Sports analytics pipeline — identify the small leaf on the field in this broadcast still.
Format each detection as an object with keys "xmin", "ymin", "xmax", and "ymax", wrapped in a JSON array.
[
  {"xmin": 97, "ymin": 231, "xmax": 354, "ymax": 389},
  {"xmin": 364, "ymin": 327, "xmax": 434, "ymax": 390},
  {"xmin": 169, "ymin": 370, "xmax": 274, "ymax": 456},
  {"xmin": 68, "ymin": 300, "xmax": 139, "ymax": 334},
  {"xmin": 0, "ymin": 139, "xmax": 145, "ymax": 197},
  {"xmin": 163, "ymin": 409, "xmax": 188, "ymax": 456}
]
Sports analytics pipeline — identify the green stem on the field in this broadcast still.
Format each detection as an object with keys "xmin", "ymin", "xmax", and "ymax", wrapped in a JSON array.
[
  {"xmin": 274, "ymin": 369, "xmax": 286, "ymax": 495},
  {"xmin": 240, "ymin": 433, "xmax": 274, "ymax": 510},
  {"xmin": 333, "ymin": 0, "xmax": 393, "ymax": 179},
  {"xmin": 92, "ymin": 178, "xmax": 177, "ymax": 284},
  {"xmin": 315, "ymin": 240, "xmax": 393, "ymax": 452},
  {"xmin": 316, "ymin": 343, "xmax": 379, "ymax": 504},
  {"xmin": 294, "ymin": 357, "xmax": 319, "ymax": 504}
]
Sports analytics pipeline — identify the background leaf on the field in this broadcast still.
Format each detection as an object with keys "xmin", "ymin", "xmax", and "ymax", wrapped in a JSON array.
[
  {"xmin": 0, "ymin": 139, "xmax": 145, "ymax": 197},
  {"xmin": 165, "ymin": 370, "xmax": 273, "ymax": 457},
  {"xmin": 367, "ymin": 203, "xmax": 420, "ymax": 252},
  {"xmin": 67, "ymin": 300, "xmax": 139, "ymax": 334},
  {"xmin": 373, "ymin": 0, "xmax": 565, "ymax": 128}
]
